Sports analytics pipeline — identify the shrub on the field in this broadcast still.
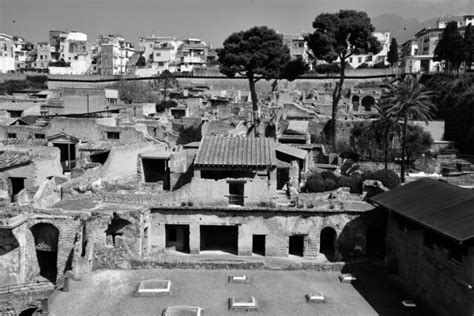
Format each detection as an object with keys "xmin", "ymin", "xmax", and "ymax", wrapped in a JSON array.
[
  {"xmin": 372, "ymin": 169, "xmax": 401, "ymax": 189},
  {"xmin": 324, "ymin": 178, "xmax": 338, "ymax": 191},
  {"xmin": 357, "ymin": 63, "xmax": 369, "ymax": 69},
  {"xmin": 156, "ymin": 100, "xmax": 177, "ymax": 112},
  {"xmin": 373, "ymin": 61, "xmax": 388, "ymax": 69},
  {"xmin": 315, "ymin": 63, "xmax": 340, "ymax": 74},
  {"xmin": 320, "ymin": 170, "xmax": 339, "ymax": 182},
  {"xmin": 305, "ymin": 173, "xmax": 326, "ymax": 192},
  {"xmin": 338, "ymin": 175, "xmax": 363, "ymax": 193}
]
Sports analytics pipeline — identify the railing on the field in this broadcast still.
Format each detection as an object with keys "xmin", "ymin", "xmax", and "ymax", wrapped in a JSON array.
[
  {"xmin": 0, "ymin": 214, "xmax": 27, "ymax": 228},
  {"xmin": 228, "ymin": 194, "xmax": 244, "ymax": 206},
  {"xmin": 0, "ymin": 281, "xmax": 53, "ymax": 296}
]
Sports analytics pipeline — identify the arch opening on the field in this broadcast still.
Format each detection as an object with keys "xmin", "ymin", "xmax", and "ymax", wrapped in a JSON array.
[
  {"xmin": 361, "ymin": 96, "xmax": 375, "ymax": 111},
  {"xmin": 320, "ymin": 227, "xmax": 337, "ymax": 261},
  {"xmin": 31, "ymin": 223, "xmax": 59, "ymax": 283}
]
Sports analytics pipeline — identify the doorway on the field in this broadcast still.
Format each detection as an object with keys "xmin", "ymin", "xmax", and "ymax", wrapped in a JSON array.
[
  {"xmin": 320, "ymin": 227, "xmax": 337, "ymax": 260},
  {"xmin": 200, "ymin": 225, "xmax": 238, "ymax": 255},
  {"xmin": 9, "ymin": 177, "xmax": 25, "ymax": 202},
  {"xmin": 277, "ymin": 168, "xmax": 289, "ymax": 190},
  {"xmin": 90, "ymin": 151, "xmax": 110, "ymax": 164},
  {"xmin": 165, "ymin": 224, "xmax": 190, "ymax": 253},
  {"xmin": 30, "ymin": 223, "xmax": 59, "ymax": 283},
  {"xmin": 289, "ymin": 235, "xmax": 305, "ymax": 257},
  {"xmin": 366, "ymin": 228, "xmax": 385, "ymax": 256},
  {"xmin": 53, "ymin": 143, "xmax": 76, "ymax": 171},
  {"xmin": 142, "ymin": 158, "xmax": 170, "ymax": 190},
  {"xmin": 252, "ymin": 235, "xmax": 265, "ymax": 256}
]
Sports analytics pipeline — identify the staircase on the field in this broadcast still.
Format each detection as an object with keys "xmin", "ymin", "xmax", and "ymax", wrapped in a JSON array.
[{"xmin": 275, "ymin": 190, "xmax": 292, "ymax": 207}]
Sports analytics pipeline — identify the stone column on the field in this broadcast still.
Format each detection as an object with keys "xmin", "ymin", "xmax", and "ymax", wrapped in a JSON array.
[
  {"xmin": 237, "ymin": 225, "xmax": 252, "ymax": 256},
  {"xmin": 189, "ymin": 223, "xmax": 200, "ymax": 255}
]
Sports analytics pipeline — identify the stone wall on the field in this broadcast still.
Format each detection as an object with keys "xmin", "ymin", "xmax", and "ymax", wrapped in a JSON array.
[
  {"xmin": 0, "ymin": 223, "xmax": 40, "ymax": 287},
  {"xmin": 27, "ymin": 216, "xmax": 82, "ymax": 284},
  {"xmin": 386, "ymin": 217, "xmax": 474, "ymax": 316},
  {"xmin": 189, "ymin": 168, "xmax": 277, "ymax": 207},
  {"xmin": 0, "ymin": 163, "xmax": 36, "ymax": 199},
  {"xmin": 149, "ymin": 207, "xmax": 382, "ymax": 258}
]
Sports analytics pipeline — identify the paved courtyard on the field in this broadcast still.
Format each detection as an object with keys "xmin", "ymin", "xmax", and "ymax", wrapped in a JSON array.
[{"xmin": 49, "ymin": 269, "xmax": 431, "ymax": 316}]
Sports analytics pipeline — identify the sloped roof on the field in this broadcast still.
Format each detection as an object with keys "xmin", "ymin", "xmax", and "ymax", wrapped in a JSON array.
[
  {"xmin": 0, "ymin": 152, "xmax": 32, "ymax": 170},
  {"xmin": 370, "ymin": 178, "xmax": 474, "ymax": 242},
  {"xmin": 194, "ymin": 136, "xmax": 276, "ymax": 168},
  {"xmin": 276, "ymin": 143, "xmax": 307, "ymax": 160}
]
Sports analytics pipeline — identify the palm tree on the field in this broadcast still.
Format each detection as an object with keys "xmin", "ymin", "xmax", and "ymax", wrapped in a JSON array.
[
  {"xmin": 374, "ymin": 98, "xmax": 399, "ymax": 170},
  {"xmin": 384, "ymin": 76, "xmax": 436, "ymax": 182}
]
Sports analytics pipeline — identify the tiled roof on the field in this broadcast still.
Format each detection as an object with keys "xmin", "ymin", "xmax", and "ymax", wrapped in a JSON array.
[
  {"xmin": 0, "ymin": 152, "xmax": 32, "ymax": 170},
  {"xmin": 194, "ymin": 136, "xmax": 276, "ymax": 168},
  {"xmin": 370, "ymin": 178, "xmax": 474, "ymax": 242}
]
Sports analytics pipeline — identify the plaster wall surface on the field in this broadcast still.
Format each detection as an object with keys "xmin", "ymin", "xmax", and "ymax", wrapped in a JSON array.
[{"xmin": 150, "ymin": 208, "xmax": 380, "ymax": 258}]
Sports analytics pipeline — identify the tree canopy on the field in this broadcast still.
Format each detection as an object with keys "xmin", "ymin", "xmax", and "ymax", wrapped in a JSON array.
[
  {"xmin": 217, "ymin": 26, "xmax": 292, "ymax": 80},
  {"xmin": 218, "ymin": 26, "xmax": 305, "ymax": 136},
  {"xmin": 464, "ymin": 24, "xmax": 474, "ymax": 71},
  {"xmin": 433, "ymin": 21, "xmax": 465, "ymax": 73},
  {"xmin": 383, "ymin": 76, "xmax": 436, "ymax": 182},
  {"xmin": 306, "ymin": 10, "xmax": 381, "ymax": 147},
  {"xmin": 387, "ymin": 38, "xmax": 399, "ymax": 67}
]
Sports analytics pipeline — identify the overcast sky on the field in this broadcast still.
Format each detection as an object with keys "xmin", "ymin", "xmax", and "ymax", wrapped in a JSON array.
[{"xmin": 1, "ymin": 0, "xmax": 472, "ymax": 46}]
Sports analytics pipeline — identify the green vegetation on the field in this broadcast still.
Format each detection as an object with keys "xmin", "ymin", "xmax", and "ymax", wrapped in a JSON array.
[
  {"xmin": 112, "ymin": 80, "xmax": 158, "ymax": 104},
  {"xmin": 0, "ymin": 75, "xmax": 48, "ymax": 95},
  {"xmin": 305, "ymin": 169, "xmax": 400, "ymax": 193},
  {"xmin": 387, "ymin": 38, "xmax": 399, "ymax": 68},
  {"xmin": 382, "ymin": 76, "xmax": 436, "ymax": 182},
  {"xmin": 434, "ymin": 21, "xmax": 467, "ymax": 73},
  {"xmin": 306, "ymin": 10, "xmax": 381, "ymax": 147},
  {"xmin": 217, "ymin": 26, "xmax": 306, "ymax": 136},
  {"xmin": 423, "ymin": 73, "xmax": 474, "ymax": 154}
]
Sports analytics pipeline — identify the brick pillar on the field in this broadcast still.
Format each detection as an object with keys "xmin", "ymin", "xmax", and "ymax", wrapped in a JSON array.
[
  {"xmin": 150, "ymin": 222, "xmax": 165, "ymax": 254},
  {"xmin": 189, "ymin": 223, "xmax": 200, "ymax": 255},
  {"xmin": 237, "ymin": 225, "xmax": 252, "ymax": 256},
  {"xmin": 303, "ymin": 235, "xmax": 318, "ymax": 258}
]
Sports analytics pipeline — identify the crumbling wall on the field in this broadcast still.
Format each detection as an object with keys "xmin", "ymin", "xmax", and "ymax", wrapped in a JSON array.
[
  {"xmin": 0, "ymin": 222, "xmax": 40, "ymax": 287},
  {"xmin": 150, "ymin": 208, "xmax": 378, "ymax": 258},
  {"xmin": 102, "ymin": 142, "xmax": 167, "ymax": 183}
]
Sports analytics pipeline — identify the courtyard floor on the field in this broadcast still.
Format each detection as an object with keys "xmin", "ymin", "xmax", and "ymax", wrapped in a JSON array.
[{"xmin": 49, "ymin": 269, "xmax": 432, "ymax": 316}]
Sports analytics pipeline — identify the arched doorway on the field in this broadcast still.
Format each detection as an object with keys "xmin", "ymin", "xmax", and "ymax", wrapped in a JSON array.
[
  {"xmin": 320, "ymin": 227, "xmax": 337, "ymax": 261},
  {"xmin": 361, "ymin": 96, "xmax": 375, "ymax": 111},
  {"xmin": 351, "ymin": 95, "xmax": 360, "ymax": 111},
  {"xmin": 31, "ymin": 223, "xmax": 59, "ymax": 283}
]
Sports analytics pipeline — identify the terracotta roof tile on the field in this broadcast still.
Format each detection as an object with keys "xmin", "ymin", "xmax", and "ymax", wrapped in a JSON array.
[
  {"xmin": 0, "ymin": 152, "xmax": 32, "ymax": 170},
  {"xmin": 194, "ymin": 136, "xmax": 276, "ymax": 168}
]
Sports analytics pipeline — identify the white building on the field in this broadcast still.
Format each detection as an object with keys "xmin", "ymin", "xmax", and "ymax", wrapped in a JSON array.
[
  {"xmin": 0, "ymin": 33, "xmax": 15, "ymax": 73},
  {"xmin": 401, "ymin": 15, "xmax": 473, "ymax": 73},
  {"xmin": 49, "ymin": 30, "xmax": 92, "ymax": 75},
  {"xmin": 347, "ymin": 31, "xmax": 391, "ymax": 69},
  {"xmin": 137, "ymin": 36, "xmax": 180, "ymax": 74},
  {"xmin": 92, "ymin": 35, "xmax": 135, "ymax": 75}
]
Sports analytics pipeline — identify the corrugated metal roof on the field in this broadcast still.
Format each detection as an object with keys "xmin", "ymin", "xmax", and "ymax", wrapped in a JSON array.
[
  {"xmin": 194, "ymin": 136, "xmax": 276, "ymax": 168},
  {"xmin": 0, "ymin": 152, "xmax": 32, "ymax": 170},
  {"xmin": 370, "ymin": 178, "xmax": 474, "ymax": 242}
]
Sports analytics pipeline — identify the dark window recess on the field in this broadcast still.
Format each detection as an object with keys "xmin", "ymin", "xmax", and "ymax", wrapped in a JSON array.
[
  {"xmin": 106, "ymin": 132, "xmax": 120, "ymax": 140},
  {"xmin": 7, "ymin": 133, "xmax": 17, "ymax": 139},
  {"xmin": 448, "ymin": 243, "xmax": 466, "ymax": 264},
  {"xmin": 228, "ymin": 182, "xmax": 244, "ymax": 206},
  {"xmin": 423, "ymin": 230, "xmax": 436, "ymax": 249},
  {"xmin": 201, "ymin": 170, "xmax": 254, "ymax": 180},
  {"xmin": 8, "ymin": 110, "xmax": 23, "ymax": 118},
  {"xmin": 35, "ymin": 134, "xmax": 45, "ymax": 139}
]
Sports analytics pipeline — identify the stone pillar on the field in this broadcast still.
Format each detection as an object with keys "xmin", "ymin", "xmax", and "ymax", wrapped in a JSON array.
[
  {"xmin": 150, "ymin": 221, "xmax": 165, "ymax": 254},
  {"xmin": 237, "ymin": 225, "xmax": 252, "ymax": 256},
  {"xmin": 303, "ymin": 235, "xmax": 318, "ymax": 258},
  {"xmin": 189, "ymin": 223, "xmax": 200, "ymax": 255}
]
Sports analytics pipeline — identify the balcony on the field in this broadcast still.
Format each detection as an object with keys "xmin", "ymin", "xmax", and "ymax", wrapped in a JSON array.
[{"xmin": 0, "ymin": 214, "xmax": 27, "ymax": 229}]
